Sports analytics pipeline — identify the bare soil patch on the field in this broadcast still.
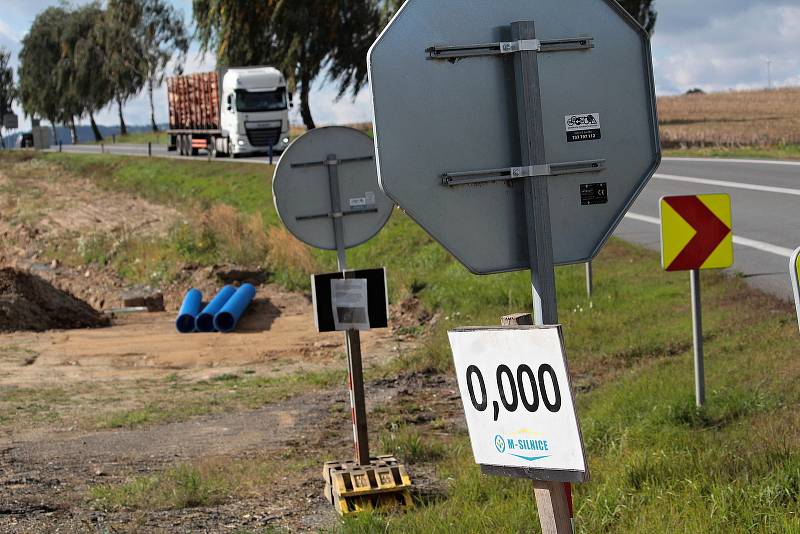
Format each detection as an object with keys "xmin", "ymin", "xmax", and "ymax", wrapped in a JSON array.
[
  {"xmin": 0, "ymin": 157, "xmax": 438, "ymax": 532},
  {"xmin": 0, "ymin": 267, "xmax": 110, "ymax": 333}
]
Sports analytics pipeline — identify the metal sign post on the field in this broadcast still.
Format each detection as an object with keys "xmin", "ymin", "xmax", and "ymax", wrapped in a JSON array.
[
  {"xmin": 320, "ymin": 152, "xmax": 371, "ymax": 465},
  {"xmin": 585, "ymin": 263, "xmax": 594, "ymax": 299},
  {"xmin": 659, "ymin": 194, "xmax": 733, "ymax": 407},
  {"xmin": 273, "ymin": 127, "xmax": 412, "ymax": 516},
  {"xmin": 690, "ymin": 269, "xmax": 705, "ymax": 406},
  {"xmin": 370, "ymin": 2, "xmax": 661, "ymax": 529},
  {"xmin": 791, "ymin": 247, "xmax": 800, "ymax": 333},
  {"xmin": 513, "ymin": 20, "xmax": 572, "ymax": 533}
]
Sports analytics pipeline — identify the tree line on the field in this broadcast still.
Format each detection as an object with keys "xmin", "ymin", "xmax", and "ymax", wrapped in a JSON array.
[
  {"xmin": 3, "ymin": 0, "xmax": 655, "ymax": 143},
  {"xmin": 13, "ymin": 0, "xmax": 187, "ymax": 143}
]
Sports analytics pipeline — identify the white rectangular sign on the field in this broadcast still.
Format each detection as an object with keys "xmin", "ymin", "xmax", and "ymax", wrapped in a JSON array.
[
  {"xmin": 331, "ymin": 278, "xmax": 370, "ymax": 331},
  {"xmin": 448, "ymin": 326, "xmax": 587, "ymax": 482}
]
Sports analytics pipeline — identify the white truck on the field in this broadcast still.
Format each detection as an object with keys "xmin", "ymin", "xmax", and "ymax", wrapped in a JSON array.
[{"xmin": 167, "ymin": 67, "xmax": 291, "ymax": 158}]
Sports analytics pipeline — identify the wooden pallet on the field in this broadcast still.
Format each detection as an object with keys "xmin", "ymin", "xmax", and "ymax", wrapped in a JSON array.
[{"xmin": 322, "ymin": 456, "xmax": 413, "ymax": 516}]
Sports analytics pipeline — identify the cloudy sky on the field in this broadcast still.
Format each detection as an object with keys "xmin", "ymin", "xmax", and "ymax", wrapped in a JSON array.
[{"xmin": 1, "ymin": 0, "xmax": 799, "ymax": 132}]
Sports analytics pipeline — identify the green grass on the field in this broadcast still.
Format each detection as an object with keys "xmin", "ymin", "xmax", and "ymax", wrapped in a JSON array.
[
  {"xmin": 90, "ymin": 454, "xmax": 319, "ymax": 512},
  {"xmin": 97, "ymin": 369, "xmax": 346, "ymax": 429},
  {"xmin": 664, "ymin": 144, "xmax": 800, "ymax": 160},
  {"xmin": 90, "ymin": 463, "xmax": 229, "ymax": 510},
  {"xmin": 3, "ymin": 151, "xmax": 800, "ymax": 530},
  {"xmin": 83, "ymin": 130, "xmax": 168, "ymax": 145}
]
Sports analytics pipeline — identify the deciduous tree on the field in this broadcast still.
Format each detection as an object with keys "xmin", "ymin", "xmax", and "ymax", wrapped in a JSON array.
[
  {"xmin": 137, "ymin": 0, "xmax": 189, "ymax": 132},
  {"xmin": 617, "ymin": 0, "xmax": 657, "ymax": 35},
  {"xmin": 383, "ymin": 0, "xmax": 657, "ymax": 34},
  {"xmin": 64, "ymin": 4, "xmax": 115, "ymax": 142},
  {"xmin": 104, "ymin": 0, "xmax": 148, "ymax": 136},
  {"xmin": 18, "ymin": 7, "xmax": 68, "ymax": 140},
  {"xmin": 193, "ymin": 0, "xmax": 381, "ymax": 130},
  {"xmin": 0, "ymin": 48, "xmax": 15, "ymax": 148}
]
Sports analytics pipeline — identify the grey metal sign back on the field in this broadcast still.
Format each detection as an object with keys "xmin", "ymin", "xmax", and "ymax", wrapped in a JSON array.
[
  {"xmin": 368, "ymin": 0, "xmax": 660, "ymax": 274},
  {"xmin": 272, "ymin": 126, "xmax": 393, "ymax": 254}
]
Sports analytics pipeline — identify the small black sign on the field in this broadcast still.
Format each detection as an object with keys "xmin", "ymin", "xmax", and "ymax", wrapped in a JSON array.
[
  {"xmin": 311, "ymin": 268, "xmax": 388, "ymax": 332},
  {"xmin": 567, "ymin": 129, "xmax": 602, "ymax": 143},
  {"xmin": 581, "ymin": 183, "xmax": 608, "ymax": 206}
]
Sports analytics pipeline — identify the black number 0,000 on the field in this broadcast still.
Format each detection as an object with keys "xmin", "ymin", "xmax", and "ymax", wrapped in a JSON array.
[{"xmin": 466, "ymin": 363, "xmax": 561, "ymax": 421}]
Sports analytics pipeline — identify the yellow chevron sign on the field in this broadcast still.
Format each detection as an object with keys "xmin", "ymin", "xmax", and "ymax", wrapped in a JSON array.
[{"xmin": 660, "ymin": 194, "xmax": 733, "ymax": 271}]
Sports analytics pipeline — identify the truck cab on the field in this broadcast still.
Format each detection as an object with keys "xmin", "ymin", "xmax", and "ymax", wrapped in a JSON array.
[{"xmin": 220, "ymin": 67, "xmax": 291, "ymax": 156}]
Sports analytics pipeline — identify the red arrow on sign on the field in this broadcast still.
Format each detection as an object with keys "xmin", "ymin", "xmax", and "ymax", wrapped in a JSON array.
[{"xmin": 663, "ymin": 196, "xmax": 732, "ymax": 271}]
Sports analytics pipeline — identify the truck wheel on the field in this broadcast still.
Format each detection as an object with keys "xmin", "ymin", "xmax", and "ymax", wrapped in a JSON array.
[
  {"xmin": 209, "ymin": 142, "xmax": 218, "ymax": 158},
  {"xmin": 228, "ymin": 140, "xmax": 237, "ymax": 159}
]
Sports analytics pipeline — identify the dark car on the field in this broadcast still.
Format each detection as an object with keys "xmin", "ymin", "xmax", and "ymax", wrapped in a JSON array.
[{"xmin": 15, "ymin": 133, "xmax": 34, "ymax": 148}]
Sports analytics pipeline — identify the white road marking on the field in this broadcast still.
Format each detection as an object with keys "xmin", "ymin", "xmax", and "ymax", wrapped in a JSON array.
[
  {"xmin": 654, "ymin": 173, "xmax": 800, "ymax": 196},
  {"xmin": 663, "ymin": 157, "xmax": 800, "ymax": 167},
  {"xmin": 623, "ymin": 212, "xmax": 794, "ymax": 259}
]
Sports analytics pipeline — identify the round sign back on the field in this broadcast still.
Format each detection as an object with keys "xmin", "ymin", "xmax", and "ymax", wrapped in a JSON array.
[{"xmin": 272, "ymin": 126, "xmax": 393, "ymax": 251}]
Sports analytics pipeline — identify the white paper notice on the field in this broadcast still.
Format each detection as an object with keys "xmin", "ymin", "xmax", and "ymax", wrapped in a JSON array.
[{"xmin": 331, "ymin": 278, "xmax": 370, "ymax": 331}]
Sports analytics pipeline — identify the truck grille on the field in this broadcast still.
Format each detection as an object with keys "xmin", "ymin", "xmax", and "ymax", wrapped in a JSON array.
[{"xmin": 246, "ymin": 127, "xmax": 282, "ymax": 147}]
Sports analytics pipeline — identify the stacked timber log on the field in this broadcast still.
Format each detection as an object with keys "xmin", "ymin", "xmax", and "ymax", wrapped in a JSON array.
[{"xmin": 167, "ymin": 71, "xmax": 221, "ymax": 130}]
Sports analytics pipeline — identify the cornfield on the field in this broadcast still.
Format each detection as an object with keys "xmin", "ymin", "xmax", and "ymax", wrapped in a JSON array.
[{"xmin": 657, "ymin": 87, "xmax": 800, "ymax": 148}]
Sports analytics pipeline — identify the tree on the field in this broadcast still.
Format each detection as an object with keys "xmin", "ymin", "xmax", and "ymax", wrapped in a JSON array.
[
  {"xmin": 63, "ymin": 4, "xmax": 115, "ymax": 142},
  {"xmin": 18, "ymin": 7, "xmax": 68, "ymax": 141},
  {"xmin": 0, "ymin": 48, "xmax": 15, "ymax": 148},
  {"xmin": 617, "ymin": 0, "xmax": 657, "ymax": 35},
  {"xmin": 19, "ymin": 4, "xmax": 117, "ymax": 143},
  {"xmin": 384, "ymin": 0, "xmax": 656, "ymax": 35},
  {"xmin": 193, "ymin": 0, "xmax": 381, "ymax": 130},
  {"xmin": 104, "ymin": 0, "xmax": 148, "ymax": 136},
  {"xmin": 137, "ymin": 0, "xmax": 189, "ymax": 132}
]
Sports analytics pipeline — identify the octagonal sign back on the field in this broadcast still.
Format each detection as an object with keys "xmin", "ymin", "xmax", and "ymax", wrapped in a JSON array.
[{"xmin": 368, "ymin": 0, "xmax": 660, "ymax": 274}]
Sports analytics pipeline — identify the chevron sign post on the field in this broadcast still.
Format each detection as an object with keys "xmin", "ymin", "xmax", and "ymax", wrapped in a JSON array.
[
  {"xmin": 791, "ymin": 247, "xmax": 800, "ymax": 334},
  {"xmin": 659, "ymin": 194, "xmax": 733, "ymax": 406}
]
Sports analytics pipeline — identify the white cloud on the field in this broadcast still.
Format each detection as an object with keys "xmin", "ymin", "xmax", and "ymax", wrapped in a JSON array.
[
  {"xmin": 0, "ymin": 19, "xmax": 21, "ymax": 43},
  {"xmin": 652, "ymin": 4, "xmax": 800, "ymax": 94}
]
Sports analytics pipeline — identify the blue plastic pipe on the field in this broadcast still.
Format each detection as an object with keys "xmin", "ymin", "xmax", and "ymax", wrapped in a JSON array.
[
  {"xmin": 214, "ymin": 283, "xmax": 256, "ymax": 333},
  {"xmin": 196, "ymin": 285, "xmax": 237, "ymax": 332},
  {"xmin": 175, "ymin": 288, "xmax": 203, "ymax": 333}
]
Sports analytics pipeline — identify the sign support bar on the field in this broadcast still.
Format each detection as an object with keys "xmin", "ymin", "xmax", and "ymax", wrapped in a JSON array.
[
  {"xmin": 512, "ymin": 20, "xmax": 573, "ymax": 534},
  {"xmin": 690, "ymin": 269, "xmax": 705, "ymax": 407},
  {"xmin": 586, "ymin": 262, "xmax": 593, "ymax": 300},
  {"xmin": 326, "ymin": 153, "xmax": 371, "ymax": 466},
  {"xmin": 792, "ymin": 247, "xmax": 800, "ymax": 333}
]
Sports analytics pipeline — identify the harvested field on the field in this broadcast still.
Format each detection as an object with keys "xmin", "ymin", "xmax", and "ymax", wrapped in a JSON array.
[{"xmin": 658, "ymin": 87, "xmax": 800, "ymax": 148}]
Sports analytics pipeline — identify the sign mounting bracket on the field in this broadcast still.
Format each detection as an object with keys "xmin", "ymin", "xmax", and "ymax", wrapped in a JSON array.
[
  {"xmin": 427, "ymin": 36, "xmax": 594, "ymax": 60},
  {"xmin": 442, "ymin": 159, "xmax": 606, "ymax": 187}
]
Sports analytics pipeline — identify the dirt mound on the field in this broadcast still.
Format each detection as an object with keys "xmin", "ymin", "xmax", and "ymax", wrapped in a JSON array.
[{"xmin": 0, "ymin": 268, "xmax": 110, "ymax": 332}]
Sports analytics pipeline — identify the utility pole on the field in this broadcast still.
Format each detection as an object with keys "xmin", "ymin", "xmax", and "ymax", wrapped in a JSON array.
[{"xmin": 765, "ymin": 58, "xmax": 773, "ymax": 90}]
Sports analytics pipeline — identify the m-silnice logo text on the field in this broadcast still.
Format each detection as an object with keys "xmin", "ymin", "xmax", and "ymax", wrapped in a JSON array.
[{"xmin": 494, "ymin": 433, "xmax": 552, "ymax": 463}]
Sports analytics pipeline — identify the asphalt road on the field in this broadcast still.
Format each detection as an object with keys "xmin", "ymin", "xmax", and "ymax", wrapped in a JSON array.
[
  {"xmin": 52, "ymin": 143, "xmax": 799, "ymax": 301},
  {"xmin": 616, "ymin": 157, "xmax": 799, "ymax": 301}
]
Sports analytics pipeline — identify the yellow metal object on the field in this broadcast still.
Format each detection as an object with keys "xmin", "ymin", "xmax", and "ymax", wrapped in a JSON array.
[
  {"xmin": 659, "ymin": 193, "xmax": 733, "ymax": 271},
  {"xmin": 323, "ymin": 455, "xmax": 413, "ymax": 516}
]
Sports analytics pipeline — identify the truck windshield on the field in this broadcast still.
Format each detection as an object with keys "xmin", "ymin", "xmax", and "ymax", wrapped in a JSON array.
[{"xmin": 235, "ymin": 88, "xmax": 287, "ymax": 112}]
